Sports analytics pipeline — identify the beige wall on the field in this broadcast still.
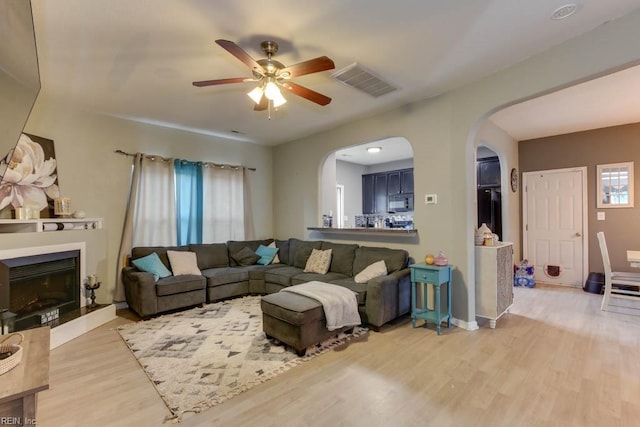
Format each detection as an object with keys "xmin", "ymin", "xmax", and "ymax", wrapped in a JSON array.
[
  {"xmin": 12, "ymin": 95, "xmax": 273, "ymax": 303},
  {"xmin": 519, "ymin": 122, "xmax": 640, "ymax": 273},
  {"xmin": 273, "ymin": 9, "xmax": 640, "ymax": 325}
]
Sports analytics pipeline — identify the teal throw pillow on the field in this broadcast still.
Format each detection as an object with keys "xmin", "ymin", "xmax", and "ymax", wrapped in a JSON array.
[
  {"xmin": 256, "ymin": 244, "xmax": 279, "ymax": 265},
  {"xmin": 132, "ymin": 252, "xmax": 173, "ymax": 281}
]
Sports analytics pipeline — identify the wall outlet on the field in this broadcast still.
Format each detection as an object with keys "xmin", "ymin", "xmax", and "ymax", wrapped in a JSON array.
[
  {"xmin": 425, "ymin": 194, "xmax": 437, "ymax": 204},
  {"xmin": 597, "ymin": 211, "xmax": 605, "ymax": 221}
]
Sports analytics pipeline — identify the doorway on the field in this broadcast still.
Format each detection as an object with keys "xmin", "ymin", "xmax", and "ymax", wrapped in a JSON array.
[{"xmin": 522, "ymin": 167, "xmax": 588, "ymax": 287}]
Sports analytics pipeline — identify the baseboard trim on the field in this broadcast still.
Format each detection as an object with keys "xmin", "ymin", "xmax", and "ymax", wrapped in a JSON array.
[
  {"xmin": 452, "ymin": 317, "xmax": 479, "ymax": 331},
  {"xmin": 50, "ymin": 304, "xmax": 116, "ymax": 349}
]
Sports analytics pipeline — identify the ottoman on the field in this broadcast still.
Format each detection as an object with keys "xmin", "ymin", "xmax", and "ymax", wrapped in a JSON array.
[{"xmin": 261, "ymin": 291, "xmax": 352, "ymax": 356}]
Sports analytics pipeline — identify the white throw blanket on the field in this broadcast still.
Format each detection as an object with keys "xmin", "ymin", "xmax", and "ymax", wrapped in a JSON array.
[{"xmin": 281, "ymin": 281, "xmax": 361, "ymax": 331}]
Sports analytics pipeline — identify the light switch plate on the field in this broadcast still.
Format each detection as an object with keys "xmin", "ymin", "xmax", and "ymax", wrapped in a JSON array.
[
  {"xmin": 425, "ymin": 194, "xmax": 437, "ymax": 204},
  {"xmin": 597, "ymin": 211, "xmax": 605, "ymax": 221}
]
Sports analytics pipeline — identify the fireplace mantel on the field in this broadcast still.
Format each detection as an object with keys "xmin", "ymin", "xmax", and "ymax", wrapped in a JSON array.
[{"xmin": 0, "ymin": 218, "xmax": 103, "ymax": 234}]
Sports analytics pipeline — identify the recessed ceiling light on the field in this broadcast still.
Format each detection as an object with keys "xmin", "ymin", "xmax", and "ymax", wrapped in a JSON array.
[
  {"xmin": 551, "ymin": 3, "xmax": 578, "ymax": 20},
  {"xmin": 367, "ymin": 147, "xmax": 382, "ymax": 153}
]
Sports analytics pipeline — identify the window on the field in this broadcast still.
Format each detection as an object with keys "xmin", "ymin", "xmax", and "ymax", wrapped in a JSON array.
[{"xmin": 597, "ymin": 162, "xmax": 634, "ymax": 208}]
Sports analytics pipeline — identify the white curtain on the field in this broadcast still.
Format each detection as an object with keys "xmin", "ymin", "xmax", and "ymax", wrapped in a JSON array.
[
  {"xmin": 132, "ymin": 156, "xmax": 177, "ymax": 246},
  {"xmin": 243, "ymin": 167, "xmax": 255, "ymax": 240},
  {"xmin": 202, "ymin": 165, "xmax": 245, "ymax": 243},
  {"xmin": 114, "ymin": 153, "xmax": 143, "ymax": 302}
]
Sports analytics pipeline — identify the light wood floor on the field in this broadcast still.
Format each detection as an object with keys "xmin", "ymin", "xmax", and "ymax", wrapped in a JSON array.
[{"xmin": 36, "ymin": 284, "xmax": 640, "ymax": 427}]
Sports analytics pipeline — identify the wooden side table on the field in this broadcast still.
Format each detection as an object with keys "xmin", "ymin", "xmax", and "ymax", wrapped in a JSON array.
[
  {"xmin": 409, "ymin": 263, "xmax": 452, "ymax": 335},
  {"xmin": 0, "ymin": 327, "xmax": 50, "ymax": 425}
]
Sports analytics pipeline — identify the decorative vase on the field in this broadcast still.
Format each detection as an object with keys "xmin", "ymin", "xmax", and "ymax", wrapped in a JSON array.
[
  {"xmin": 425, "ymin": 254, "xmax": 435, "ymax": 265},
  {"xmin": 476, "ymin": 223, "xmax": 492, "ymax": 246},
  {"xmin": 434, "ymin": 251, "xmax": 448, "ymax": 266}
]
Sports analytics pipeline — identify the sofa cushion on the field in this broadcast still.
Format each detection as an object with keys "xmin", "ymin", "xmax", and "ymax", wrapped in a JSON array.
[
  {"xmin": 353, "ymin": 246, "xmax": 408, "ymax": 275},
  {"xmin": 155, "ymin": 274, "xmax": 205, "ymax": 296},
  {"xmin": 320, "ymin": 241, "xmax": 358, "ymax": 276},
  {"xmin": 291, "ymin": 271, "xmax": 350, "ymax": 286},
  {"xmin": 303, "ymin": 248, "xmax": 332, "ymax": 274},
  {"xmin": 167, "ymin": 250, "xmax": 202, "ymax": 276},
  {"xmin": 231, "ymin": 247, "xmax": 260, "ymax": 266},
  {"xmin": 189, "ymin": 243, "xmax": 229, "ymax": 270},
  {"xmin": 289, "ymin": 239, "xmax": 322, "ymax": 269},
  {"xmin": 354, "ymin": 260, "xmax": 387, "ymax": 283},
  {"xmin": 265, "ymin": 266, "xmax": 304, "ymax": 287},
  {"xmin": 328, "ymin": 278, "xmax": 367, "ymax": 304},
  {"xmin": 275, "ymin": 239, "xmax": 290, "ymax": 265},
  {"xmin": 202, "ymin": 267, "xmax": 250, "ymax": 287},
  {"xmin": 227, "ymin": 239, "xmax": 274, "ymax": 266},
  {"xmin": 132, "ymin": 246, "xmax": 187, "ymax": 269},
  {"xmin": 256, "ymin": 244, "xmax": 279, "ymax": 265},
  {"xmin": 132, "ymin": 252, "xmax": 173, "ymax": 281}
]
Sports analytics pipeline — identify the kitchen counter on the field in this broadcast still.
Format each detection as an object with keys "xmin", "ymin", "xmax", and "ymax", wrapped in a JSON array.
[{"xmin": 307, "ymin": 227, "xmax": 418, "ymax": 236}]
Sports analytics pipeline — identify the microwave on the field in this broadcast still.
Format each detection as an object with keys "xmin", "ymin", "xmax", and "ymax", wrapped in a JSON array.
[{"xmin": 388, "ymin": 194, "xmax": 413, "ymax": 212}]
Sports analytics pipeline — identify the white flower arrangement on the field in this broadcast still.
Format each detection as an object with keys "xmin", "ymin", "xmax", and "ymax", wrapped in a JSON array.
[{"xmin": 0, "ymin": 134, "xmax": 60, "ymax": 212}]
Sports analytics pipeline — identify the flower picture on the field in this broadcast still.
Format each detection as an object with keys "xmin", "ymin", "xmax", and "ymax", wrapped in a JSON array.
[{"xmin": 0, "ymin": 133, "xmax": 60, "ymax": 216}]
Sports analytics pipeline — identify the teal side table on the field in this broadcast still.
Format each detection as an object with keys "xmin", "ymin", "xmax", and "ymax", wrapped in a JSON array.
[{"xmin": 409, "ymin": 263, "xmax": 452, "ymax": 335}]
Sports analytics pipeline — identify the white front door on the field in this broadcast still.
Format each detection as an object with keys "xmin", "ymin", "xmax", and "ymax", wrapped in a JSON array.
[{"xmin": 523, "ymin": 167, "xmax": 587, "ymax": 287}]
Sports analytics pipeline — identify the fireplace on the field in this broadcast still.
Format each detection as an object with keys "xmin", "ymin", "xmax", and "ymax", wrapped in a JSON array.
[{"xmin": 0, "ymin": 250, "xmax": 81, "ymax": 331}]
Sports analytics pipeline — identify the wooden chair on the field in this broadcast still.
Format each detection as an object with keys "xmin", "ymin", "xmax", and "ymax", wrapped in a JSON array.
[{"xmin": 597, "ymin": 232, "xmax": 640, "ymax": 311}]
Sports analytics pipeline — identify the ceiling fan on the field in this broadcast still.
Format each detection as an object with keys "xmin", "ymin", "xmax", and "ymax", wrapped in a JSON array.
[{"xmin": 192, "ymin": 39, "xmax": 335, "ymax": 112}]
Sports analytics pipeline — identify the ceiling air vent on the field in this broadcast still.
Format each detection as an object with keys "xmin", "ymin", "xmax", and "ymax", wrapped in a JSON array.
[{"xmin": 332, "ymin": 63, "xmax": 397, "ymax": 98}]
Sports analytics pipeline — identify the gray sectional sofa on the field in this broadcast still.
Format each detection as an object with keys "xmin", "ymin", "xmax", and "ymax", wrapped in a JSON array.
[{"xmin": 122, "ymin": 238, "xmax": 412, "ymax": 329}]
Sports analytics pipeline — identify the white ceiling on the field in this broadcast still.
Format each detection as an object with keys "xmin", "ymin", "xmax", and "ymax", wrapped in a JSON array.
[
  {"xmin": 31, "ymin": 1, "xmax": 640, "ymax": 147},
  {"xmin": 335, "ymin": 137, "xmax": 414, "ymax": 166},
  {"xmin": 491, "ymin": 63, "xmax": 640, "ymax": 141}
]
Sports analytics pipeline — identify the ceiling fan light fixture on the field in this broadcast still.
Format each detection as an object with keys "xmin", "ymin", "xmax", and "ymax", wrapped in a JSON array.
[
  {"xmin": 247, "ymin": 86, "xmax": 264, "ymax": 104},
  {"xmin": 271, "ymin": 91, "xmax": 287, "ymax": 108},
  {"xmin": 264, "ymin": 81, "xmax": 281, "ymax": 100}
]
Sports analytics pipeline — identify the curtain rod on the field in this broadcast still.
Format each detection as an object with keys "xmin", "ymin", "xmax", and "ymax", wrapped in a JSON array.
[{"xmin": 114, "ymin": 149, "xmax": 256, "ymax": 171}]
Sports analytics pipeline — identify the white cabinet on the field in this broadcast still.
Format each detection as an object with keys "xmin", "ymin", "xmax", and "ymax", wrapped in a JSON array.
[{"xmin": 475, "ymin": 243, "xmax": 514, "ymax": 328}]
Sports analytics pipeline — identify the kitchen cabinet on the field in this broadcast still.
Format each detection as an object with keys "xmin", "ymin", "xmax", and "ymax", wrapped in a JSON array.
[
  {"xmin": 475, "ymin": 243, "xmax": 514, "ymax": 328},
  {"xmin": 477, "ymin": 157, "xmax": 500, "ymax": 188},
  {"xmin": 401, "ymin": 169, "xmax": 414, "ymax": 193},
  {"xmin": 387, "ymin": 168, "xmax": 414, "ymax": 195},
  {"xmin": 362, "ymin": 174, "xmax": 375, "ymax": 214},
  {"xmin": 362, "ymin": 168, "xmax": 414, "ymax": 214},
  {"xmin": 387, "ymin": 171, "xmax": 401, "ymax": 195},
  {"xmin": 374, "ymin": 173, "xmax": 388, "ymax": 213}
]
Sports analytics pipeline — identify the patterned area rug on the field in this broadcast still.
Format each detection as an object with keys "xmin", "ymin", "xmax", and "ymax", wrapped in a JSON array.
[{"xmin": 117, "ymin": 295, "xmax": 368, "ymax": 419}]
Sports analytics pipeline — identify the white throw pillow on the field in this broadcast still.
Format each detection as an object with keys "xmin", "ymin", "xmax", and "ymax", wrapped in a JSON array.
[
  {"xmin": 304, "ymin": 248, "xmax": 332, "ymax": 274},
  {"xmin": 354, "ymin": 260, "xmax": 387, "ymax": 283},
  {"xmin": 166, "ymin": 250, "xmax": 202, "ymax": 276},
  {"xmin": 268, "ymin": 241, "xmax": 280, "ymax": 264}
]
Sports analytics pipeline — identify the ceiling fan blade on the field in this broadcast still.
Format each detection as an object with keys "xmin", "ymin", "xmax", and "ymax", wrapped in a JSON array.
[
  {"xmin": 192, "ymin": 77, "xmax": 251, "ymax": 87},
  {"xmin": 215, "ymin": 39, "xmax": 263, "ymax": 74},
  {"xmin": 283, "ymin": 82, "xmax": 332, "ymax": 106},
  {"xmin": 280, "ymin": 56, "xmax": 335, "ymax": 78},
  {"xmin": 254, "ymin": 96, "xmax": 268, "ymax": 111}
]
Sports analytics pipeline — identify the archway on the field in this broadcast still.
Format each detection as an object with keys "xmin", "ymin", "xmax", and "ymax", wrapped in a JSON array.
[{"xmin": 319, "ymin": 137, "xmax": 414, "ymax": 228}]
